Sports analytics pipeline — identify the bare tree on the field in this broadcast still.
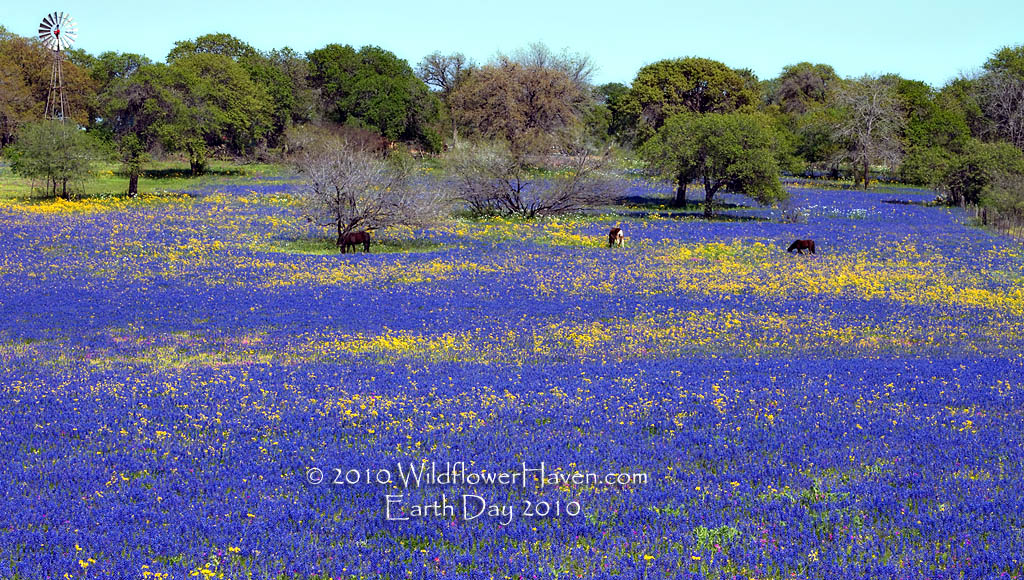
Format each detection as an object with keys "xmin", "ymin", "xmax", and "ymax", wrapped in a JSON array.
[
  {"xmin": 446, "ymin": 138, "xmax": 621, "ymax": 218},
  {"xmin": 289, "ymin": 127, "xmax": 447, "ymax": 249},
  {"xmin": 417, "ymin": 52, "xmax": 472, "ymax": 96},
  {"xmin": 831, "ymin": 76, "xmax": 905, "ymax": 189},
  {"xmin": 978, "ymin": 72, "xmax": 1024, "ymax": 150},
  {"xmin": 416, "ymin": 52, "xmax": 474, "ymax": 145}
]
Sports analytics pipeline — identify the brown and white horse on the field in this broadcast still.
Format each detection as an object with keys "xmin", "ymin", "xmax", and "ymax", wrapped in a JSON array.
[{"xmin": 608, "ymin": 227, "xmax": 625, "ymax": 248}]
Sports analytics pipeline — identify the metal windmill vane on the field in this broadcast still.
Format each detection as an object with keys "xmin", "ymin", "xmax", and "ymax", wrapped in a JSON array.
[{"xmin": 38, "ymin": 11, "xmax": 77, "ymax": 121}]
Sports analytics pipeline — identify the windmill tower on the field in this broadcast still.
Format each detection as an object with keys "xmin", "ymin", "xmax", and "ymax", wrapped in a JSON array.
[{"xmin": 38, "ymin": 11, "xmax": 77, "ymax": 122}]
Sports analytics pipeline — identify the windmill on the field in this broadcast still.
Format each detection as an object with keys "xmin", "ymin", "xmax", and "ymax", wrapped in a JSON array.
[{"xmin": 38, "ymin": 11, "xmax": 77, "ymax": 122}]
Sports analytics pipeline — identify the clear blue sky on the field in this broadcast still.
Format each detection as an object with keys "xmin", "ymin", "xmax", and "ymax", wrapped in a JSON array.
[{"xmin": 3, "ymin": 0, "xmax": 1022, "ymax": 87}]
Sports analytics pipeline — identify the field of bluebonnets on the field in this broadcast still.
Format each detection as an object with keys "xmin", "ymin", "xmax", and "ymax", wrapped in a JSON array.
[{"xmin": 2, "ymin": 172, "xmax": 1024, "ymax": 580}]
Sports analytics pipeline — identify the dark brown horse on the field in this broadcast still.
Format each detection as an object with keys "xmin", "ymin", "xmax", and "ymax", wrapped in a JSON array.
[
  {"xmin": 608, "ymin": 227, "xmax": 624, "ymax": 248},
  {"xmin": 339, "ymin": 231, "xmax": 372, "ymax": 254},
  {"xmin": 787, "ymin": 239, "xmax": 816, "ymax": 254}
]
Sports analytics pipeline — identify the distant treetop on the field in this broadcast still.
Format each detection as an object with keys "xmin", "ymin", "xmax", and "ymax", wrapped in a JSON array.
[{"xmin": 167, "ymin": 33, "xmax": 258, "ymax": 63}]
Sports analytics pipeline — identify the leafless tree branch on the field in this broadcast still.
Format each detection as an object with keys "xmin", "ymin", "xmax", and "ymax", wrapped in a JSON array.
[{"xmin": 288, "ymin": 127, "xmax": 448, "ymax": 249}]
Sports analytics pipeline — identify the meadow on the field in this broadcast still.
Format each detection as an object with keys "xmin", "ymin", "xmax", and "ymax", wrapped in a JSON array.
[{"xmin": 1, "ymin": 173, "xmax": 1023, "ymax": 579}]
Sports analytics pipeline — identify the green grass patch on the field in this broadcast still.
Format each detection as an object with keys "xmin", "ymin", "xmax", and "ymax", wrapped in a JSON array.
[{"xmin": 0, "ymin": 159, "xmax": 293, "ymax": 201}]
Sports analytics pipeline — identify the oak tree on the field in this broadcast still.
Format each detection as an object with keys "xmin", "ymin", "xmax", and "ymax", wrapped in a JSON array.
[
  {"xmin": 773, "ymin": 62, "xmax": 839, "ymax": 115},
  {"xmin": 619, "ymin": 57, "xmax": 757, "ymax": 144},
  {"xmin": 641, "ymin": 112, "xmax": 786, "ymax": 215},
  {"xmin": 5, "ymin": 120, "xmax": 99, "ymax": 198},
  {"xmin": 307, "ymin": 44, "xmax": 441, "ymax": 149}
]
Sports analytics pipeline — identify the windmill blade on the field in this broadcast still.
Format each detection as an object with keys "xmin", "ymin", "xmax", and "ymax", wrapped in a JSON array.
[
  {"xmin": 39, "ymin": 14, "xmax": 54, "ymax": 35},
  {"xmin": 37, "ymin": 11, "xmax": 77, "ymax": 51}
]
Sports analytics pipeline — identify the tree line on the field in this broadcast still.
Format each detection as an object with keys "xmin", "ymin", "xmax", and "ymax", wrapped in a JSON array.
[{"xmin": 2, "ymin": 25, "xmax": 1024, "ymax": 225}]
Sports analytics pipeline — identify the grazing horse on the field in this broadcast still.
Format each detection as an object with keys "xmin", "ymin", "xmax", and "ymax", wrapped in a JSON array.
[
  {"xmin": 339, "ymin": 230, "xmax": 372, "ymax": 254},
  {"xmin": 787, "ymin": 239, "xmax": 816, "ymax": 254},
  {"xmin": 608, "ymin": 227, "xmax": 625, "ymax": 248}
]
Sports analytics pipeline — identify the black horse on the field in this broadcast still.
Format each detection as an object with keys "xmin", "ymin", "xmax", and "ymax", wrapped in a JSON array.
[
  {"xmin": 787, "ymin": 239, "xmax": 816, "ymax": 254},
  {"xmin": 339, "ymin": 231, "xmax": 372, "ymax": 253}
]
